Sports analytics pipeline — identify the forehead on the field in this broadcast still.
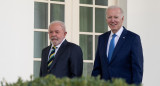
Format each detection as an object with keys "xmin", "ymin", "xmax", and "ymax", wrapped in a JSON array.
[
  {"xmin": 49, "ymin": 23, "xmax": 64, "ymax": 31},
  {"xmin": 106, "ymin": 8, "xmax": 122, "ymax": 16}
]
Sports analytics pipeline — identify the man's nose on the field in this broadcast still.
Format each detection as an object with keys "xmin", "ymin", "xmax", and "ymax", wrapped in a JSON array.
[
  {"xmin": 51, "ymin": 32, "xmax": 56, "ymax": 36},
  {"xmin": 111, "ymin": 18, "xmax": 115, "ymax": 22}
]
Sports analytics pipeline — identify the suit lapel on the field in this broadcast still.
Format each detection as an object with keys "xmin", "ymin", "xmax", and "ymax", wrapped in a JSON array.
[
  {"xmin": 101, "ymin": 32, "xmax": 110, "ymax": 64},
  {"xmin": 49, "ymin": 40, "xmax": 68, "ymax": 70},
  {"xmin": 44, "ymin": 45, "xmax": 51, "ymax": 73},
  {"xmin": 109, "ymin": 27, "xmax": 128, "ymax": 63}
]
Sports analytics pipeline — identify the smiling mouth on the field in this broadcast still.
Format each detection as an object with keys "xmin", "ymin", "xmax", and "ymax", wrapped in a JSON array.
[
  {"xmin": 110, "ymin": 23, "xmax": 116, "ymax": 26},
  {"xmin": 51, "ymin": 39, "xmax": 57, "ymax": 41}
]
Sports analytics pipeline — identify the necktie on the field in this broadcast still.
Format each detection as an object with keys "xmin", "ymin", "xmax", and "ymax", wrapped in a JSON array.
[
  {"xmin": 47, "ymin": 46, "xmax": 56, "ymax": 72},
  {"xmin": 108, "ymin": 34, "xmax": 116, "ymax": 62}
]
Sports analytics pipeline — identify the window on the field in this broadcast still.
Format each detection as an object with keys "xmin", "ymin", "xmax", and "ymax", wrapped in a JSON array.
[
  {"xmin": 34, "ymin": 0, "xmax": 116, "ymax": 78},
  {"xmin": 79, "ymin": 0, "xmax": 109, "ymax": 76},
  {"xmin": 34, "ymin": 0, "xmax": 65, "ymax": 78}
]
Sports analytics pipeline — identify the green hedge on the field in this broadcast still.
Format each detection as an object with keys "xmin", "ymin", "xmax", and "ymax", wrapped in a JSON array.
[{"xmin": 2, "ymin": 75, "xmax": 141, "ymax": 86}]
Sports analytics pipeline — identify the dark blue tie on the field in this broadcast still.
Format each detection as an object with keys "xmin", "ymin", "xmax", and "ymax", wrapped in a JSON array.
[
  {"xmin": 108, "ymin": 34, "xmax": 116, "ymax": 62},
  {"xmin": 47, "ymin": 46, "xmax": 56, "ymax": 72}
]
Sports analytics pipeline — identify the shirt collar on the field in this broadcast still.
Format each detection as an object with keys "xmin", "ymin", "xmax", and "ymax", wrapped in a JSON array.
[
  {"xmin": 110, "ymin": 26, "xmax": 124, "ymax": 37},
  {"xmin": 51, "ymin": 38, "xmax": 66, "ymax": 49}
]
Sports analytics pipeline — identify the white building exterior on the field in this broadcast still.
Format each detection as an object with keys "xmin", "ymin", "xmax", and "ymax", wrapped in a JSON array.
[{"xmin": 0, "ymin": 0, "xmax": 160, "ymax": 86}]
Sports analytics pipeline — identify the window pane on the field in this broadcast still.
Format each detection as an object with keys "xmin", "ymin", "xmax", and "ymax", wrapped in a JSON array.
[
  {"xmin": 80, "ymin": 35, "xmax": 93, "ymax": 60},
  {"xmin": 80, "ymin": 7, "xmax": 93, "ymax": 32},
  {"xmin": 83, "ymin": 63, "xmax": 93, "ymax": 76},
  {"xmin": 80, "ymin": 0, "xmax": 92, "ymax": 4},
  {"xmin": 34, "ymin": 61, "xmax": 41, "ymax": 78},
  {"xmin": 95, "ymin": 0, "xmax": 108, "ymax": 6},
  {"xmin": 51, "ymin": 0, "xmax": 64, "ymax": 2},
  {"xmin": 34, "ymin": 2, "xmax": 48, "ymax": 29},
  {"xmin": 34, "ymin": 32, "xmax": 48, "ymax": 58},
  {"xmin": 95, "ymin": 35, "xmax": 99, "ymax": 51},
  {"xmin": 95, "ymin": 8, "xmax": 108, "ymax": 33},
  {"xmin": 50, "ymin": 4, "xmax": 65, "ymax": 22}
]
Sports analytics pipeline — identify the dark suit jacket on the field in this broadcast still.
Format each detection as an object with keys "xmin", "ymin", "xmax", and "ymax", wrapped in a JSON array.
[
  {"xmin": 92, "ymin": 27, "xmax": 143, "ymax": 85},
  {"xmin": 40, "ymin": 40, "xmax": 83, "ymax": 78}
]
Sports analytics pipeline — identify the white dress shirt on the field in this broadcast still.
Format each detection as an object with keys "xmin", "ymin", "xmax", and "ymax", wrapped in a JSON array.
[
  {"xmin": 48, "ymin": 38, "xmax": 66, "ymax": 60},
  {"xmin": 107, "ymin": 26, "xmax": 124, "ymax": 57}
]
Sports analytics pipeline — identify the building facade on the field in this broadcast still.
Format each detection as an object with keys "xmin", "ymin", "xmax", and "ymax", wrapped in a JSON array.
[{"xmin": 0, "ymin": 0, "xmax": 160, "ymax": 86}]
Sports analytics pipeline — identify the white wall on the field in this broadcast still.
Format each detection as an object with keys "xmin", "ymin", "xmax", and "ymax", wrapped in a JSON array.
[
  {"xmin": 0, "ymin": 0, "xmax": 33, "ymax": 83},
  {"xmin": 1, "ymin": 0, "xmax": 160, "ymax": 85},
  {"xmin": 127, "ymin": 0, "xmax": 160, "ymax": 86},
  {"xmin": 118, "ymin": 0, "xmax": 127, "ymax": 27}
]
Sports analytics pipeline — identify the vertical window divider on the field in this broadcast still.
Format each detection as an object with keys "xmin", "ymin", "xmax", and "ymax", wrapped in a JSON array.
[
  {"xmin": 48, "ymin": 1, "xmax": 50, "ymax": 46},
  {"xmin": 93, "ymin": 0, "xmax": 96, "ymax": 62}
]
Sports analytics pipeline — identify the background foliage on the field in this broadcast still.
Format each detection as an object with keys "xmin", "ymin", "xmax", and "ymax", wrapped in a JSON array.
[{"xmin": 1, "ymin": 75, "xmax": 140, "ymax": 86}]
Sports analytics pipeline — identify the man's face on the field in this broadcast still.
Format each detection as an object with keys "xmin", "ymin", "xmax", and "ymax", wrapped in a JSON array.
[
  {"xmin": 48, "ymin": 23, "xmax": 67, "ymax": 46},
  {"xmin": 106, "ymin": 8, "xmax": 124, "ymax": 33}
]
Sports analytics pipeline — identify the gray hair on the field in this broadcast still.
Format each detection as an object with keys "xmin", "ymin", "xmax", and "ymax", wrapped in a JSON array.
[
  {"xmin": 49, "ymin": 21, "xmax": 66, "ymax": 32},
  {"xmin": 106, "ymin": 5, "xmax": 124, "ymax": 17}
]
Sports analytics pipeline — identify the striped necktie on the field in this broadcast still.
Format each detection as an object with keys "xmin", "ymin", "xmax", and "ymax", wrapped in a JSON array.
[
  {"xmin": 108, "ymin": 34, "xmax": 117, "ymax": 62},
  {"xmin": 47, "ymin": 46, "xmax": 56, "ymax": 72}
]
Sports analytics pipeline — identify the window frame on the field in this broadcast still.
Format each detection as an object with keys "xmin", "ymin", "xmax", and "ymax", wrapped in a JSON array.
[{"xmin": 33, "ymin": 0, "xmax": 117, "ymax": 78}]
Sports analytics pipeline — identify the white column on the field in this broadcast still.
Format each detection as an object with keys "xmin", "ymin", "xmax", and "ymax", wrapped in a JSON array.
[{"xmin": 0, "ymin": 0, "xmax": 33, "ymax": 82}]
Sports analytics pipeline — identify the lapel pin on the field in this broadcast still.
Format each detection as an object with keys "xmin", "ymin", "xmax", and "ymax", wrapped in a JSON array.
[{"xmin": 123, "ymin": 37, "xmax": 125, "ymax": 39}]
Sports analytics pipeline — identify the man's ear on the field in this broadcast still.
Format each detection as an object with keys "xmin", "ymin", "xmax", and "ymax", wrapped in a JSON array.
[
  {"xmin": 64, "ymin": 32, "xmax": 67, "ymax": 36},
  {"xmin": 122, "ymin": 16, "xmax": 124, "ymax": 21}
]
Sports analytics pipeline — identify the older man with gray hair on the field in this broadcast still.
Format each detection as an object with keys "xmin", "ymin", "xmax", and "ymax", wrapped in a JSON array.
[
  {"xmin": 40, "ymin": 21, "xmax": 83, "ymax": 78},
  {"xmin": 92, "ymin": 6, "xmax": 143, "ymax": 85}
]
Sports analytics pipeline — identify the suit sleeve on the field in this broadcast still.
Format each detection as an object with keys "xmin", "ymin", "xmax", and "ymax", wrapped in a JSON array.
[
  {"xmin": 92, "ymin": 36, "xmax": 102, "ymax": 77},
  {"xmin": 39, "ymin": 49, "xmax": 46, "ymax": 77},
  {"xmin": 70, "ymin": 45, "xmax": 83, "ymax": 77},
  {"xmin": 39, "ymin": 50, "xmax": 43, "ymax": 77},
  {"xmin": 131, "ymin": 35, "xmax": 143, "ymax": 84},
  {"xmin": 40, "ymin": 63, "xmax": 42, "ymax": 77}
]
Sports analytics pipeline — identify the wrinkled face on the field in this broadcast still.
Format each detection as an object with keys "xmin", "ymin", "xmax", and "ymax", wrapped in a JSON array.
[
  {"xmin": 106, "ymin": 8, "xmax": 124, "ymax": 33},
  {"xmin": 48, "ymin": 23, "xmax": 67, "ymax": 46}
]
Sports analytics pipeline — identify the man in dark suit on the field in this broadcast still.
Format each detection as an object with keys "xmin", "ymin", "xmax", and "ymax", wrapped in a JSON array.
[
  {"xmin": 92, "ymin": 6, "xmax": 143, "ymax": 85},
  {"xmin": 40, "ymin": 21, "xmax": 83, "ymax": 78}
]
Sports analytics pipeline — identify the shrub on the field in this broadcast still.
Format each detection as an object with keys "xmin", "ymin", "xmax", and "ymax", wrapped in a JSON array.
[{"xmin": 1, "ymin": 75, "xmax": 140, "ymax": 86}]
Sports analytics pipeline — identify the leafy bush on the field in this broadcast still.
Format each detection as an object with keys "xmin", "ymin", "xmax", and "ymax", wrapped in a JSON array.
[{"xmin": 1, "ymin": 75, "xmax": 140, "ymax": 86}]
